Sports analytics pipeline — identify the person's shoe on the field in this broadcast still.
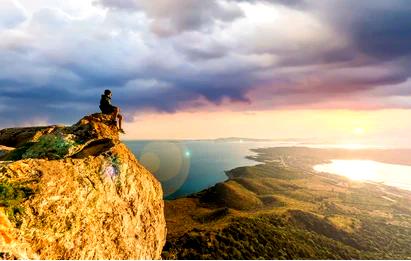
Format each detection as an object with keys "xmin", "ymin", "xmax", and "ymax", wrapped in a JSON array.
[{"xmin": 119, "ymin": 128, "xmax": 126, "ymax": 134}]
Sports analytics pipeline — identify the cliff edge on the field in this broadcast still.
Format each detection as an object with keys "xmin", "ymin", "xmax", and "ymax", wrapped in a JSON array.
[{"xmin": 0, "ymin": 114, "xmax": 166, "ymax": 259}]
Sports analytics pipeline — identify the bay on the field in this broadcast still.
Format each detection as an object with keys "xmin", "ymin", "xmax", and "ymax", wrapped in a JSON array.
[{"xmin": 125, "ymin": 140, "xmax": 286, "ymax": 199}]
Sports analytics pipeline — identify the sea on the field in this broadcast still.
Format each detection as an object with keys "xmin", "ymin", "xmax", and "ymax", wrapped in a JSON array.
[
  {"xmin": 124, "ymin": 140, "xmax": 411, "ymax": 199},
  {"xmin": 314, "ymin": 160, "xmax": 411, "ymax": 191}
]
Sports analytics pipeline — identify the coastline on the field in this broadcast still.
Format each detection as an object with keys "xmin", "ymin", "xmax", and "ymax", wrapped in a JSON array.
[{"xmin": 162, "ymin": 146, "xmax": 411, "ymax": 259}]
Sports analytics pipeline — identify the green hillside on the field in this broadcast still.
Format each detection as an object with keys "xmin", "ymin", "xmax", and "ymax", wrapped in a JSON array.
[{"xmin": 163, "ymin": 147, "xmax": 411, "ymax": 259}]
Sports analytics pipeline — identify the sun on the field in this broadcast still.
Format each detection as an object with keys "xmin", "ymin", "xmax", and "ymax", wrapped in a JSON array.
[{"xmin": 353, "ymin": 127, "xmax": 365, "ymax": 135}]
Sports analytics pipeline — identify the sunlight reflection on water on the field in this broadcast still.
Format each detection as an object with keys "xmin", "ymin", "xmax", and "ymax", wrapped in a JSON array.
[{"xmin": 313, "ymin": 160, "xmax": 411, "ymax": 191}]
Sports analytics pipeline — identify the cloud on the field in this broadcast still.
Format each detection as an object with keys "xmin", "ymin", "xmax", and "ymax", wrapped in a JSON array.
[
  {"xmin": 96, "ymin": 0, "xmax": 244, "ymax": 36},
  {"xmin": 0, "ymin": 0, "xmax": 27, "ymax": 29},
  {"xmin": 309, "ymin": 0, "xmax": 411, "ymax": 61},
  {"xmin": 352, "ymin": 8, "xmax": 411, "ymax": 60},
  {"xmin": 0, "ymin": 0, "xmax": 411, "ymax": 127}
]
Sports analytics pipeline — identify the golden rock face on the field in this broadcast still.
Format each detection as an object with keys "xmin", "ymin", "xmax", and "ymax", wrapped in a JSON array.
[{"xmin": 0, "ymin": 114, "xmax": 166, "ymax": 260}]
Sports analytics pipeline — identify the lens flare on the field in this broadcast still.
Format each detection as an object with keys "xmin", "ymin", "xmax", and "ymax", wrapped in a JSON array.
[
  {"xmin": 140, "ymin": 152, "xmax": 161, "ymax": 173},
  {"xmin": 138, "ymin": 141, "xmax": 190, "ymax": 196}
]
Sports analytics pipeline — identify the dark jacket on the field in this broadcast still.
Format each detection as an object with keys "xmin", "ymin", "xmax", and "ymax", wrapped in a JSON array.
[{"xmin": 99, "ymin": 94, "xmax": 115, "ymax": 114}]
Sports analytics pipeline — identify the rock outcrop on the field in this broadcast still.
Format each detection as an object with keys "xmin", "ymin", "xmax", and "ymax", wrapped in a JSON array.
[{"xmin": 0, "ymin": 114, "xmax": 166, "ymax": 259}]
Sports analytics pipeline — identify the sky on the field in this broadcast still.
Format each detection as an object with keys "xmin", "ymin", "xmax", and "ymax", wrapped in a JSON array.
[{"xmin": 0, "ymin": 0, "xmax": 411, "ymax": 144}]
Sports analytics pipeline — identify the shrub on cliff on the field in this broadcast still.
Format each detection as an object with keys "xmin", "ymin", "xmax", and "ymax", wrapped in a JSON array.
[{"xmin": 22, "ymin": 134, "xmax": 78, "ymax": 160}]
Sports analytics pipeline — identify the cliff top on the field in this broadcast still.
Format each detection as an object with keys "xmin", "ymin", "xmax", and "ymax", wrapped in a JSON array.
[
  {"xmin": 0, "ymin": 113, "xmax": 166, "ymax": 259},
  {"xmin": 0, "ymin": 113, "xmax": 120, "ymax": 161}
]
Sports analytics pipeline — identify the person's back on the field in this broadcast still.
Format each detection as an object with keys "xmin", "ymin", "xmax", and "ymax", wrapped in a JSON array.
[
  {"xmin": 99, "ymin": 89, "xmax": 125, "ymax": 133},
  {"xmin": 100, "ymin": 93, "xmax": 114, "ymax": 114}
]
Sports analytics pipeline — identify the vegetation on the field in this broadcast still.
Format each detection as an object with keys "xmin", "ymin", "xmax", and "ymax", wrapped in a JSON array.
[
  {"xmin": 1, "ymin": 134, "xmax": 81, "ymax": 161},
  {"xmin": 0, "ymin": 182, "xmax": 34, "ymax": 227},
  {"xmin": 163, "ymin": 147, "xmax": 411, "ymax": 259},
  {"xmin": 22, "ymin": 134, "xmax": 77, "ymax": 159},
  {"xmin": 163, "ymin": 215, "xmax": 370, "ymax": 260},
  {"xmin": 199, "ymin": 181, "xmax": 263, "ymax": 210}
]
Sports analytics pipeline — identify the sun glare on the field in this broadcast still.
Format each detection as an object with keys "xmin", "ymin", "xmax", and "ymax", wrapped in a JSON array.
[
  {"xmin": 314, "ymin": 160, "xmax": 378, "ymax": 181},
  {"xmin": 354, "ymin": 127, "xmax": 365, "ymax": 135}
]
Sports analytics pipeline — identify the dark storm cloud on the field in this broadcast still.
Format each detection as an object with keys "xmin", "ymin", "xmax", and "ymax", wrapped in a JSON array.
[
  {"xmin": 314, "ymin": 0, "xmax": 411, "ymax": 96},
  {"xmin": 238, "ymin": 0, "xmax": 411, "ymax": 106},
  {"xmin": 352, "ymin": 9, "xmax": 411, "ymax": 60},
  {"xmin": 0, "ymin": 84, "xmax": 94, "ymax": 126},
  {"xmin": 0, "ymin": 52, "xmax": 255, "ymax": 127},
  {"xmin": 313, "ymin": 0, "xmax": 411, "ymax": 60},
  {"xmin": 112, "ymin": 68, "xmax": 255, "ymax": 114}
]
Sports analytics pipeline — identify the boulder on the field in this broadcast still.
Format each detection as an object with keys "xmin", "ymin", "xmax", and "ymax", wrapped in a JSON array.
[{"xmin": 0, "ymin": 114, "xmax": 166, "ymax": 259}]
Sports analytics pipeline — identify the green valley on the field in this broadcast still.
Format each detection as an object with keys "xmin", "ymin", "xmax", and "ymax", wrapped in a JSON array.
[{"xmin": 163, "ymin": 147, "xmax": 411, "ymax": 259}]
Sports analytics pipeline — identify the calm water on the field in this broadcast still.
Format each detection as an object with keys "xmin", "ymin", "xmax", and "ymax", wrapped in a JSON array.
[
  {"xmin": 124, "ymin": 140, "xmax": 289, "ymax": 199},
  {"xmin": 125, "ymin": 140, "xmax": 411, "ymax": 199},
  {"xmin": 314, "ymin": 160, "xmax": 411, "ymax": 191}
]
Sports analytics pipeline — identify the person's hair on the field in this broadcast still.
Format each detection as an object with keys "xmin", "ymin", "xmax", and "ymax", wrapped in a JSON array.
[{"xmin": 104, "ymin": 89, "xmax": 112, "ymax": 95}]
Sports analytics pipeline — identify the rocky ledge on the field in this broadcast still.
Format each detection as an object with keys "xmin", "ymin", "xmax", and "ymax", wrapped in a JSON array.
[{"xmin": 0, "ymin": 113, "xmax": 166, "ymax": 259}]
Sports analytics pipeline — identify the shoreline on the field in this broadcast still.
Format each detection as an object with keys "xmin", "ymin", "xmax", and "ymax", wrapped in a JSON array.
[
  {"xmin": 171, "ymin": 145, "xmax": 411, "ymax": 200},
  {"xmin": 163, "ymin": 146, "xmax": 411, "ymax": 259}
]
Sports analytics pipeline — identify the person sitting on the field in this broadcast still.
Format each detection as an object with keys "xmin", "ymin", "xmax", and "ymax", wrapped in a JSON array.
[{"xmin": 99, "ymin": 89, "xmax": 125, "ymax": 134}]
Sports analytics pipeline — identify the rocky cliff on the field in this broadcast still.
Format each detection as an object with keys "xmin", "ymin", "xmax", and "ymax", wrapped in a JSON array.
[{"xmin": 0, "ymin": 114, "xmax": 166, "ymax": 259}]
